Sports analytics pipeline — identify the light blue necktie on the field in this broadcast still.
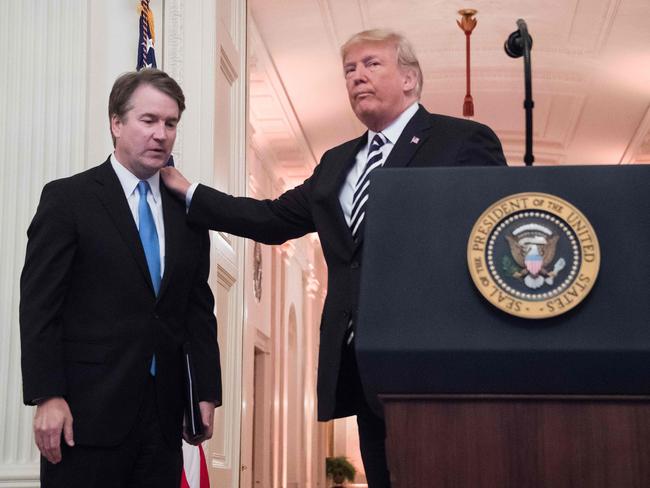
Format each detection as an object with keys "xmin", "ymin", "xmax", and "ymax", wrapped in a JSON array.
[{"xmin": 137, "ymin": 181, "xmax": 160, "ymax": 375}]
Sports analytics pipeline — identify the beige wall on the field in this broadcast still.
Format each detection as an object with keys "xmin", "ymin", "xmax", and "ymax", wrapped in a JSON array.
[
  {"xmin": 239, "ymin": 137, "xmax": 329, "ymax": 488},
  {"xmin": 242, "ymin": 16, "xmax": 332, "ymax": 488}
]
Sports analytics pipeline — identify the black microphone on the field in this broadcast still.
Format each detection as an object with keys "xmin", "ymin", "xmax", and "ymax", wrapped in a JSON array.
[{"xmin": 504, "ymin": 19, "xmax": 533, "ymax": 58}]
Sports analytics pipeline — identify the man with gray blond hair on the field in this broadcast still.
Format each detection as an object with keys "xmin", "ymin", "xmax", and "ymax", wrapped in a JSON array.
[{"xmin": 162, "ymin": 29, "xmax": 505, "ymax": 486}]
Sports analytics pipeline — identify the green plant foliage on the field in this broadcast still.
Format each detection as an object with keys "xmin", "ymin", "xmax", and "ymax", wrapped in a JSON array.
[{"xmin": 326, "ymin": 456, "xmax": 356, "ymax": 483}]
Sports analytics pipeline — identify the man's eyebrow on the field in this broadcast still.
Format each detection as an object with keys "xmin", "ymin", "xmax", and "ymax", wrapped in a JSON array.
[
  {"xmin": 139, "ymin": 111, "xmax": 179, "ymax": 122},
  {"xmin": 344, "ymin": 55, "xmax": 378, "ymax": 67}
]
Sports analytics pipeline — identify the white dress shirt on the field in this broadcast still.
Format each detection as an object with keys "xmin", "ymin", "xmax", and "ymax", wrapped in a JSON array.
[
  {"xmin": 111, "ymin": 154, "xmax": 166, "ymax": 274},
  {"xmin": 338, "ymin": 102, "xmax": 419, "ymax": 226}
]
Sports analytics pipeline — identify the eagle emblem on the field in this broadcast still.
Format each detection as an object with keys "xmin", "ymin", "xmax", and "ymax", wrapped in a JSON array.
[
  {"xmin": 505, "ymin": 223, "xmax": 566, "ymax": 289},
  {"xmin": 468, "ymin": 192, "xmax": 600, "ymax": 319}
]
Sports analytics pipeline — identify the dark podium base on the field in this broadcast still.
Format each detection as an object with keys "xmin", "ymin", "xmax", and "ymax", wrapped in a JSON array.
[{"xmin": 382, "ymin": 395, "xmax": 650, "ymax": 488}]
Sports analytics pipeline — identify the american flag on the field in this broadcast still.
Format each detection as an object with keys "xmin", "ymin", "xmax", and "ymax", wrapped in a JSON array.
[
  {"xmin": 181, "ymin": 442, "xmax": 211, "ymax": 488},
  {"xmin": 137, "ymin": 0, "xmax": 157, "ymax": 70},
  {"xmin": 137, "ymin": 1, "xmax": 175, "ymax": 167}
]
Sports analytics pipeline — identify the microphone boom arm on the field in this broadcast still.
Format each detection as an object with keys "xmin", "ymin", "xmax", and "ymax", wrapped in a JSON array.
[{"xmin": 505, "ymin": 19, "xmax": 535, "ymax": 166}]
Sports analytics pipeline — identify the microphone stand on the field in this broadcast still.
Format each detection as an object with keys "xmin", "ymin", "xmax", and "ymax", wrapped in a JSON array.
[{"xmin": 505, "ymin": 19, "xmax": 534, "ymax": 166}]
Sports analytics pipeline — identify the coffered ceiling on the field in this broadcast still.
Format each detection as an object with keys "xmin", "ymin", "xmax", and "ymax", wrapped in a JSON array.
[{"xmin": 249, "ymin": 0, "xmax": 650, "ymax": 189}]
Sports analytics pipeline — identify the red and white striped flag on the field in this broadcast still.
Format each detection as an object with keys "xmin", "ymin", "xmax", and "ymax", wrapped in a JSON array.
[{"xmin": 181, "ymin": 441, "xmax": 210, "ymax": 488}]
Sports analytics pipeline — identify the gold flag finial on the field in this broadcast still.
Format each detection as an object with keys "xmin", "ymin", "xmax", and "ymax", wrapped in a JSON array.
[{"xmin": 457, "ymin": 9, "xmax": 478, "ymax": 34}]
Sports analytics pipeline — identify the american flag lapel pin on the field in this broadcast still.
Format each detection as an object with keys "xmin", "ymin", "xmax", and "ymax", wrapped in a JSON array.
[{"xmin": 410, "ymin": 136, "xmax": 420, "ymax": 144}]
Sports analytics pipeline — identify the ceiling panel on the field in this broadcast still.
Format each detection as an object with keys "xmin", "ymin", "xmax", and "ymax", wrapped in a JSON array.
[{"xmin": 250, "ymin": 0, "xmax": 650, "ymax": 168}]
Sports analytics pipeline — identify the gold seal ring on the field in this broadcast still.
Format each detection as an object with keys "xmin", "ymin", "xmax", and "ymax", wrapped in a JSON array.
[{"xmin": 467, "ymin": 192, "xmax": 600, "ymax": 319}]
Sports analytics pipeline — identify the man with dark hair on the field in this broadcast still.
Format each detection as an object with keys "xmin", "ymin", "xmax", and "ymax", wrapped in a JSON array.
[
  {"xmin": 107, "ymin": 69, "xmax": 186, "ymax": 146},
  {"xmin": 162, "ymin": 29, "xmax": 505, "ymax": 487},
  {"xmin": 20, "ymin": 68, "xmax": 221, "ymax": 488}
]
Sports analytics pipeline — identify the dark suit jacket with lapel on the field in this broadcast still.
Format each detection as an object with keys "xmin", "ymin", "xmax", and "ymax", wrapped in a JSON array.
[
  {"xmin": 188, "ymin": 105, "xmax": 505, "ymax": 421},
  {"xmin": 20, "ymin": 158, "xmax": 222, "ymax": 448}
]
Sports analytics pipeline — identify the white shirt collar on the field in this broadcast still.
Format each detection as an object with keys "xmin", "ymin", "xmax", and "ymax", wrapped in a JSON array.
[
  {"xmin": 367, "ymin": 102, "xmax": 419, "ymax": 146},
  {"xmin": 110, "ymin": 153, "xmax": 161, "ymax": 203}
]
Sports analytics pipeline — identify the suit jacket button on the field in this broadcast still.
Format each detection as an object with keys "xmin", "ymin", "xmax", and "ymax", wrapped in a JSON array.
[{"xmin": 350, "ymin": 261, "xmax": 359, "ymax": 269}]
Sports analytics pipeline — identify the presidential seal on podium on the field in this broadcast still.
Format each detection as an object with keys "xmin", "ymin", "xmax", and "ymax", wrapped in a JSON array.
[{"xmin": 467, "ymin": 192, "xmax": 600, "ymax": 319}]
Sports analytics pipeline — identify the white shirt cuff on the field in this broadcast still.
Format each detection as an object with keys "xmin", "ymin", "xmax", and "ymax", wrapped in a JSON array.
[{"xmin": 186, "ymin": 182, "xmax": 199, "ymax": 209}]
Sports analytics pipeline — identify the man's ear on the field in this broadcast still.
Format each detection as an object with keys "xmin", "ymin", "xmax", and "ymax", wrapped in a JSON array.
[
  {"xmin": 110, "ymin": 114, "xmax": 122, "ymax": 140},
  {"xmin": 403, "ymin": 69, "xmax": 417, "ymax": 93}
]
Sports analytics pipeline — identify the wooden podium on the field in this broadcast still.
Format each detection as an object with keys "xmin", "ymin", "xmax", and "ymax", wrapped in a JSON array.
[
  {"xmin": 357, "ymin": 166, "xmax": 650, "ymax": 487},
  {"xmin": 382, "ymin": 395, "xmax": 650, "ymax": 487}
]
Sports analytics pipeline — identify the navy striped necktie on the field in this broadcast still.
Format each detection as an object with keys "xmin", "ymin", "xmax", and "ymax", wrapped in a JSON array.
[{"xmin": 350, "ymin": 132, "xmax": 387, "ymax": 239}]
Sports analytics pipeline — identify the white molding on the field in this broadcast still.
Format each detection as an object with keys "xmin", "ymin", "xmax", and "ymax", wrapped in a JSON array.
[
  {"xmin": 314, "ymin": 0, "xmax": 342, "ymax": 54},
  {"xmin": 620, "ymin": 103, "xmax": 650, "ymax": 164},
  {"xmin": 164, "ymin": 0, "xmax": 185, "ymax": 165},
  {"xmin": 248, "ymin": 20, "xmax": 317, "ymax": 171},
  {"xmin": 0, "ymin": 465, "xmax": 39, "ymax": 486},
  {"xmin": 594, "ymin": 0, "xmax": 623, "ymax": 54},
  {"xmin": 197, "ymin": 0, "xmax": 248, "ymax": 484},
  {"xmin": 219, "ymin": 0, "xmax": 247, "ymax": 479},
  {"xmin": 164, "ymin": 0, "xmax": 184, "ymax": 83},
  {"xmin": 221, "ymin": 47, "xmax": 239, "ymax": 85},
  {"xmin": 1, "ymin": 2, "xmax": 88, "ymax": 482}
]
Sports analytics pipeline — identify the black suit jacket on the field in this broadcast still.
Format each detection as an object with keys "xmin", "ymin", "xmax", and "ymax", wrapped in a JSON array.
[
  {"xmin": 188, "ymin": 106, "xmax": 505, "ymax": 420},
  {"xmin": 20, "ymin": 158, "xmax": 221, "ymax": 447}
]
